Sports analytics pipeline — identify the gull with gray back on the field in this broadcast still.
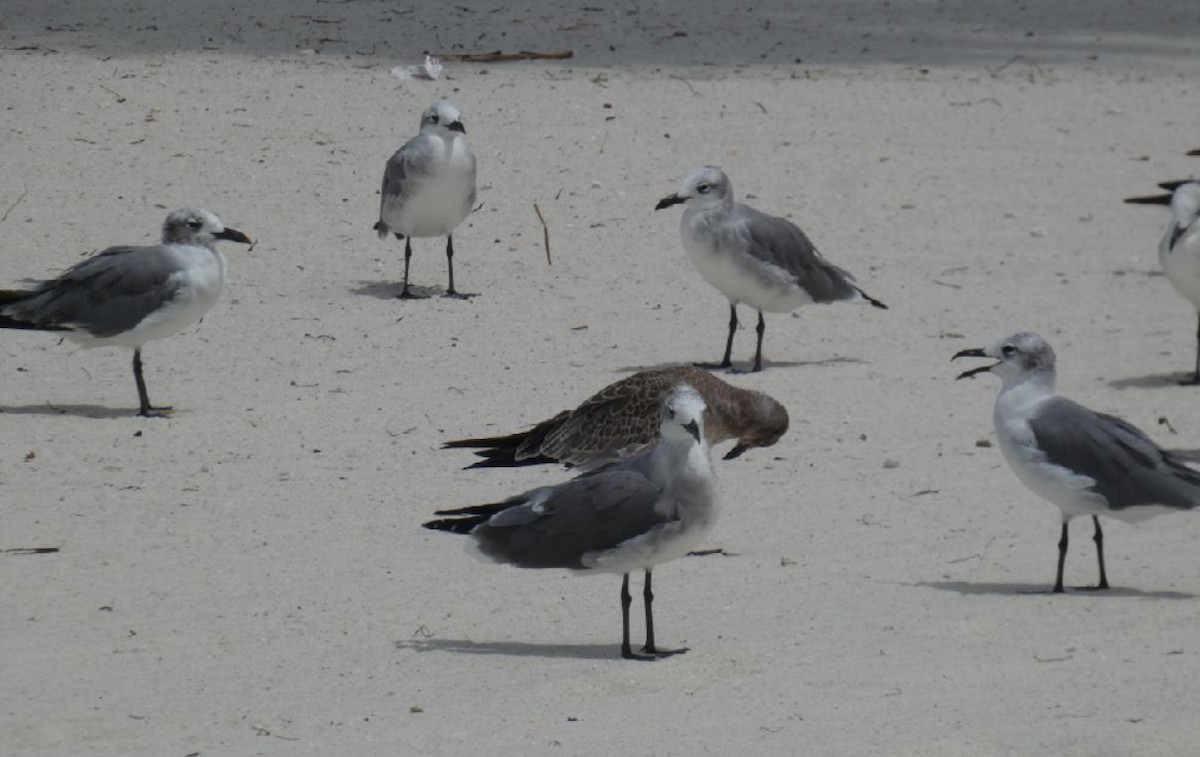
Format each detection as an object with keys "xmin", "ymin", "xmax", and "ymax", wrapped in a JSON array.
[
  {"xmin": 425, "ymin": 385, "xmax": 719, "ymax": 659},
  {"xmin": 375, "ymin": 99, "xmax": 477, "ymax": 298},
  {"xmin": 954, "ymin": 332, "xmax": 1200, "ymax": 592},
  {"xmin": 443, "ymin": 365, "xmax": 789, "ymax": 469},
  {"xmin": 0, "ymin": 208, "xmax": 251, "ymax": 417},
  {"xmin": 1124, "ymin": 182, "xmax": 1200, "ymax": 383},
  {"xmin": 655, "ymin": 166, "xmax": 886, "ymax": 372}
]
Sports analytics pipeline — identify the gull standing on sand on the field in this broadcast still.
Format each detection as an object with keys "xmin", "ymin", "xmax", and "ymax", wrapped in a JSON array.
[
  {"xmin": 444, "ymin": 365, "xmax": 788, "ymax": 469},
  {"xmin": 425, "ymin": 385, "xmax": 718, "ymax": 659},
  {"xmin": 1124, "ymin": 182, "xmax": 1200, "ymax": 383},
  {"xmin": 0, "ymin": 208, "xmax": 251, "ymax": 417},
  {"xmin": 954, "ymin": 332, "xmax": 1200, "ymax": 592},
  {"xmin": 655, "ymin": 166, "xmax": 886, "ymax": 372},
  {"xmin": 374, "ymin": 99, "xmax": 477, "ymax": 298}
]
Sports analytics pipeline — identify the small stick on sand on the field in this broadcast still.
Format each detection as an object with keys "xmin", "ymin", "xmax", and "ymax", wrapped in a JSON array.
[{"xmin": 533, "ymin": 202, "xmax": 551, "ymax": 266}]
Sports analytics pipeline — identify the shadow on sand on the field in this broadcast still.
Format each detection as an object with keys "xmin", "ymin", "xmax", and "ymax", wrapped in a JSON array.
[
  {"xmin": 394, "ymin": 637, "xmax": 628, "ymax": 661},
  {"xmin": 920, "ymin": 580, "xmax": 1194, "ymax": 600},
  {"xmin": 0, "ymin": 403, "xmax": 140, "ymax": 420}
]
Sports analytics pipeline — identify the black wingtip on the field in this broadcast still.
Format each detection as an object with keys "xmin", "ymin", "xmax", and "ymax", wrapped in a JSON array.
[
  {"xmin": 858, "ymin": 288, "xmax": 888, "ymax": 309},
  {"xmin": 1124, "ymin": 193, "xmax": 1174, "ymax": 206}
]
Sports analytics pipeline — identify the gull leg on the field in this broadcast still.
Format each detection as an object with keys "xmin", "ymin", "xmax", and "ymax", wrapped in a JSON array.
[
  {"xmin": 443, "ymin": 235, "xmax": 474, "ymax": 299},
  {"xmin": 398, "ymin": 236, "xmax": 418, "ymax": 299},
  {"xmin": 1054, "ymin": 521, "xmax": 1068, "ymax": 593},
  {"xmin": 1092, "ymin": 516, "xmax": 1110, "ymax": 590},
  {"xmin": 1183, "ymin": 312, "xmax": 1200, "ymax": 385},
  {"xmin": 620, "ymin": 573, "xmax": 642, "ymax": 659},
  {"xmin": 752, "ymin": 311, "xmax": 766, "ymax": 372},
  {"xmin": 696, "ymin": 304, "xmax": 737, "ymax": 370},
  {"xmin": 132, "ymin": 349, "xmax": 171, "ymax": 418},
  {"xmin": 642, "ymin": 570, "xmax": 687, "ymax": 658}
]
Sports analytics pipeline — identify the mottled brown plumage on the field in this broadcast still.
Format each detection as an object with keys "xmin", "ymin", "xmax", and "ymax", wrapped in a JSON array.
[{"xmin": 444, "ymin": 365, "xmax": 789, "ymax": 469}]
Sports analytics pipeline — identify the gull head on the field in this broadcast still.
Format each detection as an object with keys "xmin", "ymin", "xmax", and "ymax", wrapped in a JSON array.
[
  {"xmin": 161, "ymin": 208, "xmax": 252, "ymax": 248},
  {"xmin": 421, "ymin": 99, "xmax": 466, "ymax": 135},
  {"xmin": 655, "ymin": 166, "xmax": 732, "ymax": 212},
  {"xmin": 660, "ymin": 384, "xmax": 707, "ymax": 445},
  {"xmin": 953, "ymin": 331, "xmax": 1056, "ymax": 387}
]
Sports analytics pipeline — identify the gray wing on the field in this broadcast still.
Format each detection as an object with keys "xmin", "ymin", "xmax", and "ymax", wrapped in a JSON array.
[
  {"xmin": 1030, "ymin": 397, "xmax": 1200, "ymax": 512},
  {"xmin": 472, "ymin": 469, "xmax": 667, "ymax": 569},
  {"xmin": 2, "ymin": 245, "xmax": 184, "ymax": 338},
  {"xmin": 377, "ymin": 134, "xmax": 436, "ymax": 229},
  {"xmin": 733, "ymin": 203, "xmax": 860, "ymax": 303}
]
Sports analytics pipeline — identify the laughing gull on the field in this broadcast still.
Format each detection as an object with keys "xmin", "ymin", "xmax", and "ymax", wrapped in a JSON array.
[
  {"xmin": 1124, "ymin": 182, "xmax": 1200, "ymax": 383},
  {"xmin": 0, "ymin": 208, "xmax": 251, "ymax": 417},
  {"xmin": 425, "ymin": 385, "xmax": 718, "ymax": 659},
  {"xmin": 444, "ymin": 365, "xmax": 789, "ymax": 469},
  {"xmin": 374, "ymin": 99, "xmax": 477, "ymax": 298},
  {"xmin": 655, "ymin": 166, "xmax": 886, "ymax": 372},
  {"xmin": 954, "ymin": 332, "xmax": 1200, "ymax": 592}
]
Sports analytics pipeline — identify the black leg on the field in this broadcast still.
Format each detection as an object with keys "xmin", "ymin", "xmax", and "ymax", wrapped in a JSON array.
[
  {"xmin": 1185, "ymin": 313, "xmax": 1200, "ymax": 385},
  {"xmin": 132, "ymin": 349, "xmax": 171, "ymax": 418},
  {"xmin": 752, "ymin": 311, "xmax": 766, "ymax": 372},
  {"xmin": 640, "ymin": 570, "xmax": 687, "ymax": 658},
  {"xmin": 620, "ymin": 573, "xmax": 637, "ymax": 659},
  {"xmin": 1054, "ymin": 521, "xmax": 1068, "ymax": 593},
  {"xmin": 1092, "ymin": 516, "xmax": 1109, "ymax": 590},
  {"xmin": 398, "ymin": 237, "xmax": 416, "ymax": 299},
  {"xmin": 696, "ymin": 304, "xmax": 737, "ymax": 370},
  {"xmin": 446, "ymin": 235, "xmax": 456, "ymax": 296},
  {"xmin": 643, "ymin": 569, "xmax": 656, "ymax": 653}
]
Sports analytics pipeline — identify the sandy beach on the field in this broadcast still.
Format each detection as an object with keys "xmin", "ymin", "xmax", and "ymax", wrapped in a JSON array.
[{"xmin": 3, "ymin": 1, "xmax": 1200, "ymax": 755}]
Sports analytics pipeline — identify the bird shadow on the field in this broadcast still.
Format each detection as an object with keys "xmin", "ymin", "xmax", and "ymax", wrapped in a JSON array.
[
  {"xmin": 613, "ymin": 355, "xmax": 863, "ymax": 374},
  {"xmin": 394, "ymin": 637, "xmax": 621, "ymax": 660},
  {"xmin": 919, "ymin": 580, "xmax": 1195, "ymax": 600},
  {"xmin": 0, "ymin": 403, "xmax": 137, "ymax": 419},
  {"xmin": 349, "ymin": 281, "xmax": 477, "ymax": 300},
  {"xmin": 1107, "ymin": 373, "xmax": 1194, "ymax": 390}
]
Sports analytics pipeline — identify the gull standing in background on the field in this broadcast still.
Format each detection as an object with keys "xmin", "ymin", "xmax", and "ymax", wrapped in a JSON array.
[
  {"xmin": 954, "ymin": 332, "xmax": 1200, "ymax": 592},
  {"xmin": 1124, "ymin": 182, "xmax": 1200, "ymax": 383},
  {"xmin": 443, "ymin": 365, "xmax": 788, "ymax": 469},
  {"xmin": 425, "ymin": 385, "xmax": 718, "ymax": 660},
  {"xmin": 655, "ymin": 166, "xmax": 886, "ymax": 372},
  {"xmin": 0, "ymin": 208, "xmax": 251, "ymax": 417},
  {"xmin": 375, "ymin": 99, "xmax": 477, "ymax": 298}
]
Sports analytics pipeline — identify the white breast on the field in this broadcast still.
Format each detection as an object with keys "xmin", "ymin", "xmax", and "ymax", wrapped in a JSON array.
[
  {"xmin": 106, "ymin": 246, "xmax": 226, "ymax": 348},
  {"xmin": 1160, "ymin": 223, "xmax": 1200, "ymax": 308},
  {"xmin": 681, "ymin": 213, "xmax": 810, "ymax": 313}
]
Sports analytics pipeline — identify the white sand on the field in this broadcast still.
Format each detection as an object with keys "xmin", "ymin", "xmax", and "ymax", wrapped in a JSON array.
[{"xmin": 3, "ymin": 2, "xmax": 1200, "ymax": 755}]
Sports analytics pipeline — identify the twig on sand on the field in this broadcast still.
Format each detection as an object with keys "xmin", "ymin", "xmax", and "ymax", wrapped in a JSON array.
[
  {"xmin": 2, "ymin": 185, "xmax": 28, "ymax": 222},
  {"xmin": 430, "ymin": 50, "xmax": 573, "ymax": 63},
  {"xmin": 534, "ymin": 202, "xmax": 551, "ymax": 266}
]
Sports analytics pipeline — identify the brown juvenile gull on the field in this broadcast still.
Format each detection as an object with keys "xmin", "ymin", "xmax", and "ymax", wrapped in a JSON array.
[
  {"xmin": 374, "ymin": 99, "xmax": 477, "ymax": 298},
  {"xmin": 655, "ymin": 166, "xmax": 886, "ymax": 372},
  {"xmin": 954, "ymin": 332, "xmax": 1200, "ymax": 592},
  {"xmin": 443, "ymin": 365, "xmax": 789, "ymax": 469},
  {"xmin": 425, "ymin": 385, "xmax": 717, "ymax": 660},
  {"xmin": 0, "ymin": 208, "xmax": 251, "ymax": 417}
]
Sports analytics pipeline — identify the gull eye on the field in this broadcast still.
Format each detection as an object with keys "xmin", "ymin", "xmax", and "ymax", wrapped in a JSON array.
[
  {"xmin": 697, "ymin": 183, "xmax": 710, "ymax": 194},
  {"xmin": 187, "ymin": 219, "xmax": 202, "ymax": 229},
  {"xmin": 667, "ymin": 407, "xmax": 676, "ymax": 419},
  {"xmin": 1001, "ymin": 344, "xmax": 1016, "ymax": 356},
  {"xmin": 430, "ymin": 114, "xmax": 439, "ymax": 123}
]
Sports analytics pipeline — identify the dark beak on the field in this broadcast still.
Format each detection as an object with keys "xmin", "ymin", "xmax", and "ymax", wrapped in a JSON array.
[
  {"xmin": 655, "ymin": 194, "xmax": 685, "ymax": 211},
  {"xmin": 682, "ymin": 420, "xmax": 701, "ymax": 443},
  {"xmin": 216, "ymin": 227, "xmax": 253, "ymax": 245},
  {"xmin": 1124, "ymin": 192, "xmax": 1174, "ymax": 205},
  {"xmin": 449, "ymin": 121, "xmax": 466, "ymax": 134},
  {"xmin": 951, "ymin": 348, "xmax": 996, "ymax": 380},
  {"xmin": 722, "ymin": 443, "xmax": 750, "ymax": 460},
  {"xmin": 1188, "ymin": 149, "xmax": 1200, "ymax": 156}
]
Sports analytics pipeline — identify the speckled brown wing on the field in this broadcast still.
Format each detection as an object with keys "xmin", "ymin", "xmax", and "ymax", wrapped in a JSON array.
[{"xmin": 532, "ymin": 368, "xmax": 699, "ymax": 468}]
